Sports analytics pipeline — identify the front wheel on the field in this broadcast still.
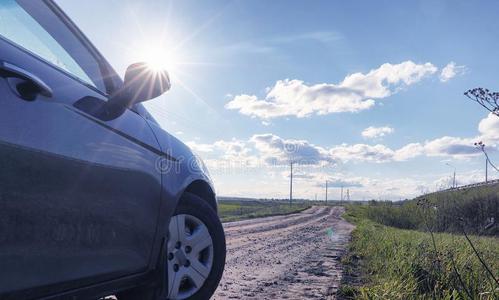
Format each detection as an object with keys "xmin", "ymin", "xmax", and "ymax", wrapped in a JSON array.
[{"xmin": 166, "ymin": 193, "xmax": 226, "ymax": 300}]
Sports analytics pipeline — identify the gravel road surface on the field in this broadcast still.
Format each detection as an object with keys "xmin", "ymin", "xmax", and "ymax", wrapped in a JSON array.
[{"xmin": 213, "ymin": 206, "xmax": 354, "ymax": 300}]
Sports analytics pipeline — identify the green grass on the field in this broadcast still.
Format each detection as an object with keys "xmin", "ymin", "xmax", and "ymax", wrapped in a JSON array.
[
  {"xmin": 340, "ymin": 205, "xmax": 499, "ymax": 299},
  {"xmin": 365, "ymin": 183, "xmax": 499, "ymax": 236},
  {"xmin": 217, "ymin": 199, "xmax": 311, "ymax": 222}
]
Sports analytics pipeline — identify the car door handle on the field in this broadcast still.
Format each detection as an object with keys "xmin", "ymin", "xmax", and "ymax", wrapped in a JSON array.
[{"xmin": 0, "ymin": 61, "xmax": 53, "ymax": 99}]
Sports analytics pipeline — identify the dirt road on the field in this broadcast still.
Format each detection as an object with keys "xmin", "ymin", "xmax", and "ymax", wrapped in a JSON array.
[{"xmin": 213, "ymin": 206, "xmax": 355, "ymax": 299}]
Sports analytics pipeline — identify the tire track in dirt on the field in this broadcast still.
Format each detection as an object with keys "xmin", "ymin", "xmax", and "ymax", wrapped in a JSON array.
[
  {"xmin": 213, "ymin": 206, "xmax": 354, "ymax": 300},
  {"xmin": 223, "ymin": 207, "xmax": 331, "ymax": 253},
  {"xmin": 222, "ymin": 206, "xmax": 324, "ymax": 234}
]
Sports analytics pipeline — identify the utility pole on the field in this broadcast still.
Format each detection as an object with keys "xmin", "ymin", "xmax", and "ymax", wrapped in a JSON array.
[
  {"xmin": 340, "ymin": 186, "xmax": 344, "ymax": 202},
  {"xmin": 486, "ymin": 157, "xmax": 488, "ymax": 183},
  {"xmin": 475, "ymin": 141, "xmax": 488, "ymax": 183},
  {"xmin": 325, "ymin": 180, "xmax": 328, "ymax": 205},
  {"xmin": 346, "ymin": 189, "xmax": 350, "ymax": 201},
  {"xmin": 445, "ymin": 163, "xmax": 456, "ymax": 188},
  {"xmin": 289, "ymin": 161, "xmax": 293, "ymax": 206}
]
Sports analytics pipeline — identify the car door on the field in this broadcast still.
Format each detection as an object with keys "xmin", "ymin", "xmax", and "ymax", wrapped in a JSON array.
[{"xmin": 0, "ymin": 0, "xmax": 162, "ymax": 296}]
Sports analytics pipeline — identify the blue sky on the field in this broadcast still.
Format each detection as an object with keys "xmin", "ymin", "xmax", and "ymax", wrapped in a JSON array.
[{"xmin": 58, "ymin": 0, "xmax": 499, "ymax": 200}]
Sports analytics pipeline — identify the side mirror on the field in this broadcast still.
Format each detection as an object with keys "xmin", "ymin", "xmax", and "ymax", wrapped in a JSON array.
[{"xmin": 108, "ymin": 62, "xmax": 171, "ymax": 110}]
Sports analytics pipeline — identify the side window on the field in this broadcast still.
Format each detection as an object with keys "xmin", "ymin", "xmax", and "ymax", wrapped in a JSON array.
[{"xmin": 0, "ymin": 0, "xmax": 103, "ymax": 90}]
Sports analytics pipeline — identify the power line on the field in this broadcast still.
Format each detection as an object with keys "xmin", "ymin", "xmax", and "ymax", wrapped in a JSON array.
[{"xmin": 484, "ymin": 150, "xmax": 499, "ymax": 172}]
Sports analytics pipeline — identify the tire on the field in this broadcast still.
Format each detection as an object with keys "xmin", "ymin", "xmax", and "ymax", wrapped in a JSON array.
[
  {"xmin": 168, "ymin": 193, "xmax": 226, "ymax": 299},
  {"xmin": 117, "ymin": 192, "xmax": 226, "ymax": 300}
]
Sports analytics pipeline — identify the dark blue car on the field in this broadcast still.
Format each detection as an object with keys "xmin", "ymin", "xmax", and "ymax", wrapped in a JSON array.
[{"xmin": 0, "ymin": 1, "xmax": 226, "ymax": 299}]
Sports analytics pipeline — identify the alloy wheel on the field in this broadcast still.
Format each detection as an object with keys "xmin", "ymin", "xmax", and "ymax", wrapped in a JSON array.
[{"xmin": 167, "ymin": 214, "xmax": 214, "ymax": 299}]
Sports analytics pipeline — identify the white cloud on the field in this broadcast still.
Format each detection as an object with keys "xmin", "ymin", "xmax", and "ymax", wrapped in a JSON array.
[
  {"xmin": 408, "ymin": 113, "xmax": 499, "ymax": 159},
  {"xmin": 226, "ymin": 61, "xmax": 438, "ymax": 119},
  {"xmin": 189, "ymin": 123, "xmax": 497, "ymax": 200},
  {"xmin": 327, "ymin": 142, "xmax": 419, "ymax": 163},
  {"xmin": 190, "ymin": 113, "xmax": 499, "ymax": 199},
  {"xmin": 213, "ymin": 139, "xmax": 252, "ymax": 160},
  {"xmin": 361, "ymin": 126, "xmax": 394, "ymax": 139},
  {"xmin": 191, "ymin": 123, "xmax": 488, "ymax": 171},
  {"xmin": 424, "ymin": 136, "xmax": 479, "ymax": 157},
  {"xmin": 191, "ymin": 129, "xmax": 484, "ymax": 171},
  {"xmin": 329, "ymin": 136, "xmax": 480, "ymax": 163},
  {"xmin": 187, "ymin": 139, "xmax": 252, "ymax": 158},
  {"xmin": 329, "ymin": 112, "xmax": 499, "ymax": 162},
  {"xmin": 394, "ymin": 143, "xmax": 425, "ymax": 160},
  {"xmin": 250, "ymin": 133, "xmax": 335, "ymax": 165},
  {"xmin": 478, "ymin": 113, "xmax": 499, "ymax": 144},
  {"xmin": 439, "ymin": 61, "xmax": 466, "ymax": 82},
  {"xmin": 330, "ymin": 143, "xmax": 396, "ymax": 163},
  {"xmin": 186, "ymin": 141, "xmax": 215, "ymax": 153}
]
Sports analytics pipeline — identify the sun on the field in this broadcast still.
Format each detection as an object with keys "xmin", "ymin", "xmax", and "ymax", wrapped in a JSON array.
[
  {"xmin": 143, "ymin": 48, "xmax": 172, "ymax": 71},
  {"xmin": 137, "ymin": 43, "xmax": 181, "ymax": 76}
]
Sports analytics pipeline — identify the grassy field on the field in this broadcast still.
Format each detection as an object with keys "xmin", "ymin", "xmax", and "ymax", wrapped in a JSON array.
[
  {"xmin": 340, "ymin": 205, "xmax": 499, "ymax": 299},
  {"xmin": 217, "ymin": 198, "xmax": 311, "ymax": 222},
  {"xmin": 365, "ymin": 183, "xmax": 498, "ymax": 236}
]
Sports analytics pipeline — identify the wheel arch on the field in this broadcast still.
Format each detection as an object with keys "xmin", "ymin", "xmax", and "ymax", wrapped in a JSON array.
[{"xmin": 183, "ymin": 180, "xmax": 218, "ymax": 212}]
